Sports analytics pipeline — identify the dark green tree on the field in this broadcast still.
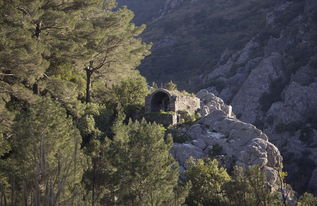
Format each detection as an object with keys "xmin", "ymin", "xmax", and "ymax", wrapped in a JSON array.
[
  {"xmin": 0, "ymin": 98, "xmax": 87, "ymax": 206},
  {"xmin": 0, "ymin": 0, "xmax": 98, "ymax": 88},
  {"xmin": 99, "ymin": 76, "xmax": 148, "ymax": 108},
  {"xmin": 298, "ymin": 193, "xmax": 317, "ymax": 206},
  {"xmin": 75, "ymin": 3, "xmax": 151, "ymax": 103},
  {"xmin": 224, "ymin": 166, "xmax": 284, "ymax": 206},
  {"xmin": 84, "ymin": 119, "xmax": 186, "ymax": 206},
  {"xmin": 185, "ymin": 158, "xmax": 231, "ymax": 206}
]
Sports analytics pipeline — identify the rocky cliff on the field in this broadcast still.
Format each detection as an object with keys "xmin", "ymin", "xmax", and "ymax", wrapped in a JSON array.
[
  {"xmin": 171, "ymin": 90, "xmax": 283, "ymax": 192},
  {"xmin": 200, "ymin": 0, "xmax": 317, "ymax": 194},
  {"xmin": 118, "ymin": 0, "xmax": 317, "ymax": 195}
]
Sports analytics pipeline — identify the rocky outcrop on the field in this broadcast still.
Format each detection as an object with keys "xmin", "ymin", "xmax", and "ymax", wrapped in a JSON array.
[
  {"xmin": 171, "ymin": 92, "xmax": 283, "ymax": 190},
  {"xmin": 199, "ymin": 0, "xmax": 317, "ymax": 194},
  {"xmin": 196, "ymin": 89, "xmax": 234, "ymax": 118},
  {"xmin": 119, "ymin": 0, "xmax": 317, "ymax": 195}
]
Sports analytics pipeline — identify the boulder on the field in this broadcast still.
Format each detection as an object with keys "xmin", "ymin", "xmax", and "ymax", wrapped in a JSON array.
[
  {"xmin": 196, "ymin": 89, "xmax": 234, "ymax": 118},
  {"xmin": 171, "ymin": 92, "xmax": 283, "ymax": 190},
  {"xmin": 171, "ymin": 143, "xmax": 204, "ymax": 166}
]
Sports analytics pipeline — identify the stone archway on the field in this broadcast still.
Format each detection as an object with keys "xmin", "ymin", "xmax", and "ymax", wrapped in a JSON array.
[{"xmin": 150, "ymin": 91, "xmax": 171, "ymax": 112}]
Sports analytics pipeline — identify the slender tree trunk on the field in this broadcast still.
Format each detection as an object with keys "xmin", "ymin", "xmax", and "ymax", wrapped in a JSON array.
[
  {"xmin": 3, "ymin": 192, "xmax": 7, "ymax": 206},
  {"xmin": 85, "ymin": 69, "xmax": 93, "ymax": 103},
  {"xmin": 92, "ymin": 160, "xmax": 96, "ymax": 206}
]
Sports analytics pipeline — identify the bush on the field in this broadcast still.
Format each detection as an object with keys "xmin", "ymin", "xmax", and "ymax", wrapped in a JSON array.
[
  {"xmin": 177, "ymin": 110, "xmax": 196, "ymax": 124},
  {"xmin": 298, "ymin": 193, "xmax": 317, "ymax": 206},
  {"xmin": 224, "ymin": 166, "xmax": 284, "ymax": 206},
  {"xmin": 185, "ymin": 158, "xmax": 230, "ymax": 206},
  {"xmin": 102, "ymin": 77, "xmax": 149, "ymax": 109},
  {"xmin": 164, "ymin": 81, "xmax": 178, "ymax": 90}
]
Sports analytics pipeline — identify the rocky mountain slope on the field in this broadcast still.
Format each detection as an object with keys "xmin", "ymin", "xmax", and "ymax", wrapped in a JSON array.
[
  {"xmin": 200, "ymin": 0, "xmax": 317, "ymax": 195},
  {"xmin": 118, "ymin": 0, "xmax": 277, "ymax": 89},
  {"xmin": 172, "ymin": 90, "xmax": 283, "ymax": 193},
  {"xmin": 118, "ymin": 0, "xmax": 317, "ymax": 195}
]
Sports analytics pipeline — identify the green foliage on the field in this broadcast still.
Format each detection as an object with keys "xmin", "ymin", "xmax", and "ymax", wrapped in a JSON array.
[
  {"xmin": 224, "ymin": 166, "xmax": 284, "ymax": 206},
  {"xmin": 0, "ymin": 0, "xmax": 95, "ymax": 86},
  {"xmin": 77, "ymin": 4, "xmax": 151, "ymax": 102},
  {"xmin": 183, "ymin": 161, "xmax": 291, "ymax": 206},
  {"xmin": 144, "ymin": 111, "xmax": 177, "ymax": 127},
  {"xmin": 0, "ymin": 98, "xmax": 87, "ymax": 205},
  {"xmin": 185, "ymin": 158, "xmax": 231, "ymax": 206},
  {"xmin": 101, "ymin": 76, "xmax": 149, "ymax": 109},
  {"xmin": 0, "ymin": 96, "xmax": 14, "ymax": 156},
  {"xmin": 2, "ymin": 1, "xmax": 317, "ymax": 206},
  {"xmin": 177, "ymin": 110, "xmax": 198, "ymax": 124},
  {"xmin": 84, "ymin": 119, "xmax": 185, "ymax": 206},
  {"xmin": 165, "ymin": 81, "xmax": 178, "ymax": 90},
  {"xmin": 298, "ymin": 192, "xmax": 317, "ymax": 206}
]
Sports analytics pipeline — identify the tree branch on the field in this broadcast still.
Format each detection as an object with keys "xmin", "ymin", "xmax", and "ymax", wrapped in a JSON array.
[{"xmin": 0, "ymin": 73, "xmax": 14, "ymax": 76}]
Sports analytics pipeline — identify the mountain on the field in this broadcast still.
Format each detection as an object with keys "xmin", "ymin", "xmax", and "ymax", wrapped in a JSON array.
[
  {"xmin": 118, "ymin": 0, "xmax": 278, "ymax": 89},
  {"xmin": 118, "ymin": 0, "xmax": 317, "ymax": 195}
]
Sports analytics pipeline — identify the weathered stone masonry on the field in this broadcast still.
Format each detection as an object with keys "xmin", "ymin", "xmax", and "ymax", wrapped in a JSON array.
[{"xmin": 145, "ymin": 88, "xmax": 200, "ymax": 125}]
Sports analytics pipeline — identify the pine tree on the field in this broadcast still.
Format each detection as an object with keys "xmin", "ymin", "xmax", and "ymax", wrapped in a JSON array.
[
  {"xmin": 185, "ymin": 158, "xmax": 231, "ymax": 206},
  {"xmin": 99, "ymin": 76, "xmax": 148, "ymax": 108},
  {"xmin": 76, "ymin": 4, "xmax": 151, "ymax": 103},
  {"xmin": 0, "ymin": 0, "xmax": 98, "ymax": 87},
  {"xmin": 0, "ymin": 0, "xmax": 102, "ymax": 137},
  {"xmin": 224, "ymin": 166, "xmax": 284, "ymax": 206},
  {"xmin": 84, "ymin": 119, "xmax": 184, "ymax": 206},
  {"xmin": 0, "ymin": 98, "xmax": 87, "ymax": 206}
]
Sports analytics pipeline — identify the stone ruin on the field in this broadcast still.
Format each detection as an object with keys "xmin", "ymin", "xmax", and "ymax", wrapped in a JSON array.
[{"xmin": 145, "ymin": 88, "xmax": 200, "ymax": 125}]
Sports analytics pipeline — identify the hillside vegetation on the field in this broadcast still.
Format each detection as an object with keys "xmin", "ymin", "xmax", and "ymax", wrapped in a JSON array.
[
  {"xmin": 0, "ymin": 0, "xmax": 317, "ymax": 205},
  {"xmin": 118, "ymin": 0, "xmax": 317, "ymax": 195}
]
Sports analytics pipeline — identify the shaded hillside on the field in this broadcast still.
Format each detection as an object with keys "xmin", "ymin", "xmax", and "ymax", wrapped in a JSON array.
[
  {"xmin": 118, "ymin": 0, "xmax": 317, "ymax": 195},
  {"xmin": 118, "ymin": 0, "xmax": 276, "ymax": 90},
  {"xmin": 117, "ymin": 0, "xmax": 166, "ymax": 25}
]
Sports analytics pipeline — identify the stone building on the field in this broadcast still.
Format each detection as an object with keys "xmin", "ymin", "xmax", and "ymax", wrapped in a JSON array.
[{"xmin": 145, "ymin": 88, "xmax": 200, "ymax": 125}]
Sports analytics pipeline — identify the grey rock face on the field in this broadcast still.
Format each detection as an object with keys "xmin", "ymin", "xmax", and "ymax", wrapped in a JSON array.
[
  {"xmin": 171, "ymin": 94, "xmax": 283, "ymax": 190},
  {"xmin": 267, "ymin": 82, "xmax": 317, "ymax": 124},
  {"xmin": 231, "ymin": 52, "xmax": 283, "ymax": 123},
  {"xmin": 196, "ymin": 89, "xmax": 233, "ymax": 118},
  {"xmin": 171, "ymin": 143, "xmax": 204, "ymax": 166},
  {"xmin": 198, "ymin": 0, "xmax": 317, "ymax": 194}
]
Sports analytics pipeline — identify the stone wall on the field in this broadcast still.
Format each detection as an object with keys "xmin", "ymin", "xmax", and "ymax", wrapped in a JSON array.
[
  {"xmin": 145, "ymin": 89, "xmax": 200, "ymax": 125},
  {"xmin": 175, "ymin": 96, "xmax": 200, "ymax": 115},
  {"xmin": 144, "ymin": 112, "xmax": 177, "ymax": 126}
]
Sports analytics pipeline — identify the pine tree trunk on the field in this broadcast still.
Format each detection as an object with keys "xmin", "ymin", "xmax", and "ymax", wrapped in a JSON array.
[
  {"xmin": 85, "ymin": 69, "xmax": 93, "ymax": 103},
  {"xmin": 92, "ymin": 160, "xmax": 96, "ymax": 206}
]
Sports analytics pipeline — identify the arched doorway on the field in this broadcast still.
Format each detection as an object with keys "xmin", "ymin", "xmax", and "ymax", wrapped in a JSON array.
[{"xmin": 151, "ymin": 91, "xmax": 170, "ymax": 112}]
